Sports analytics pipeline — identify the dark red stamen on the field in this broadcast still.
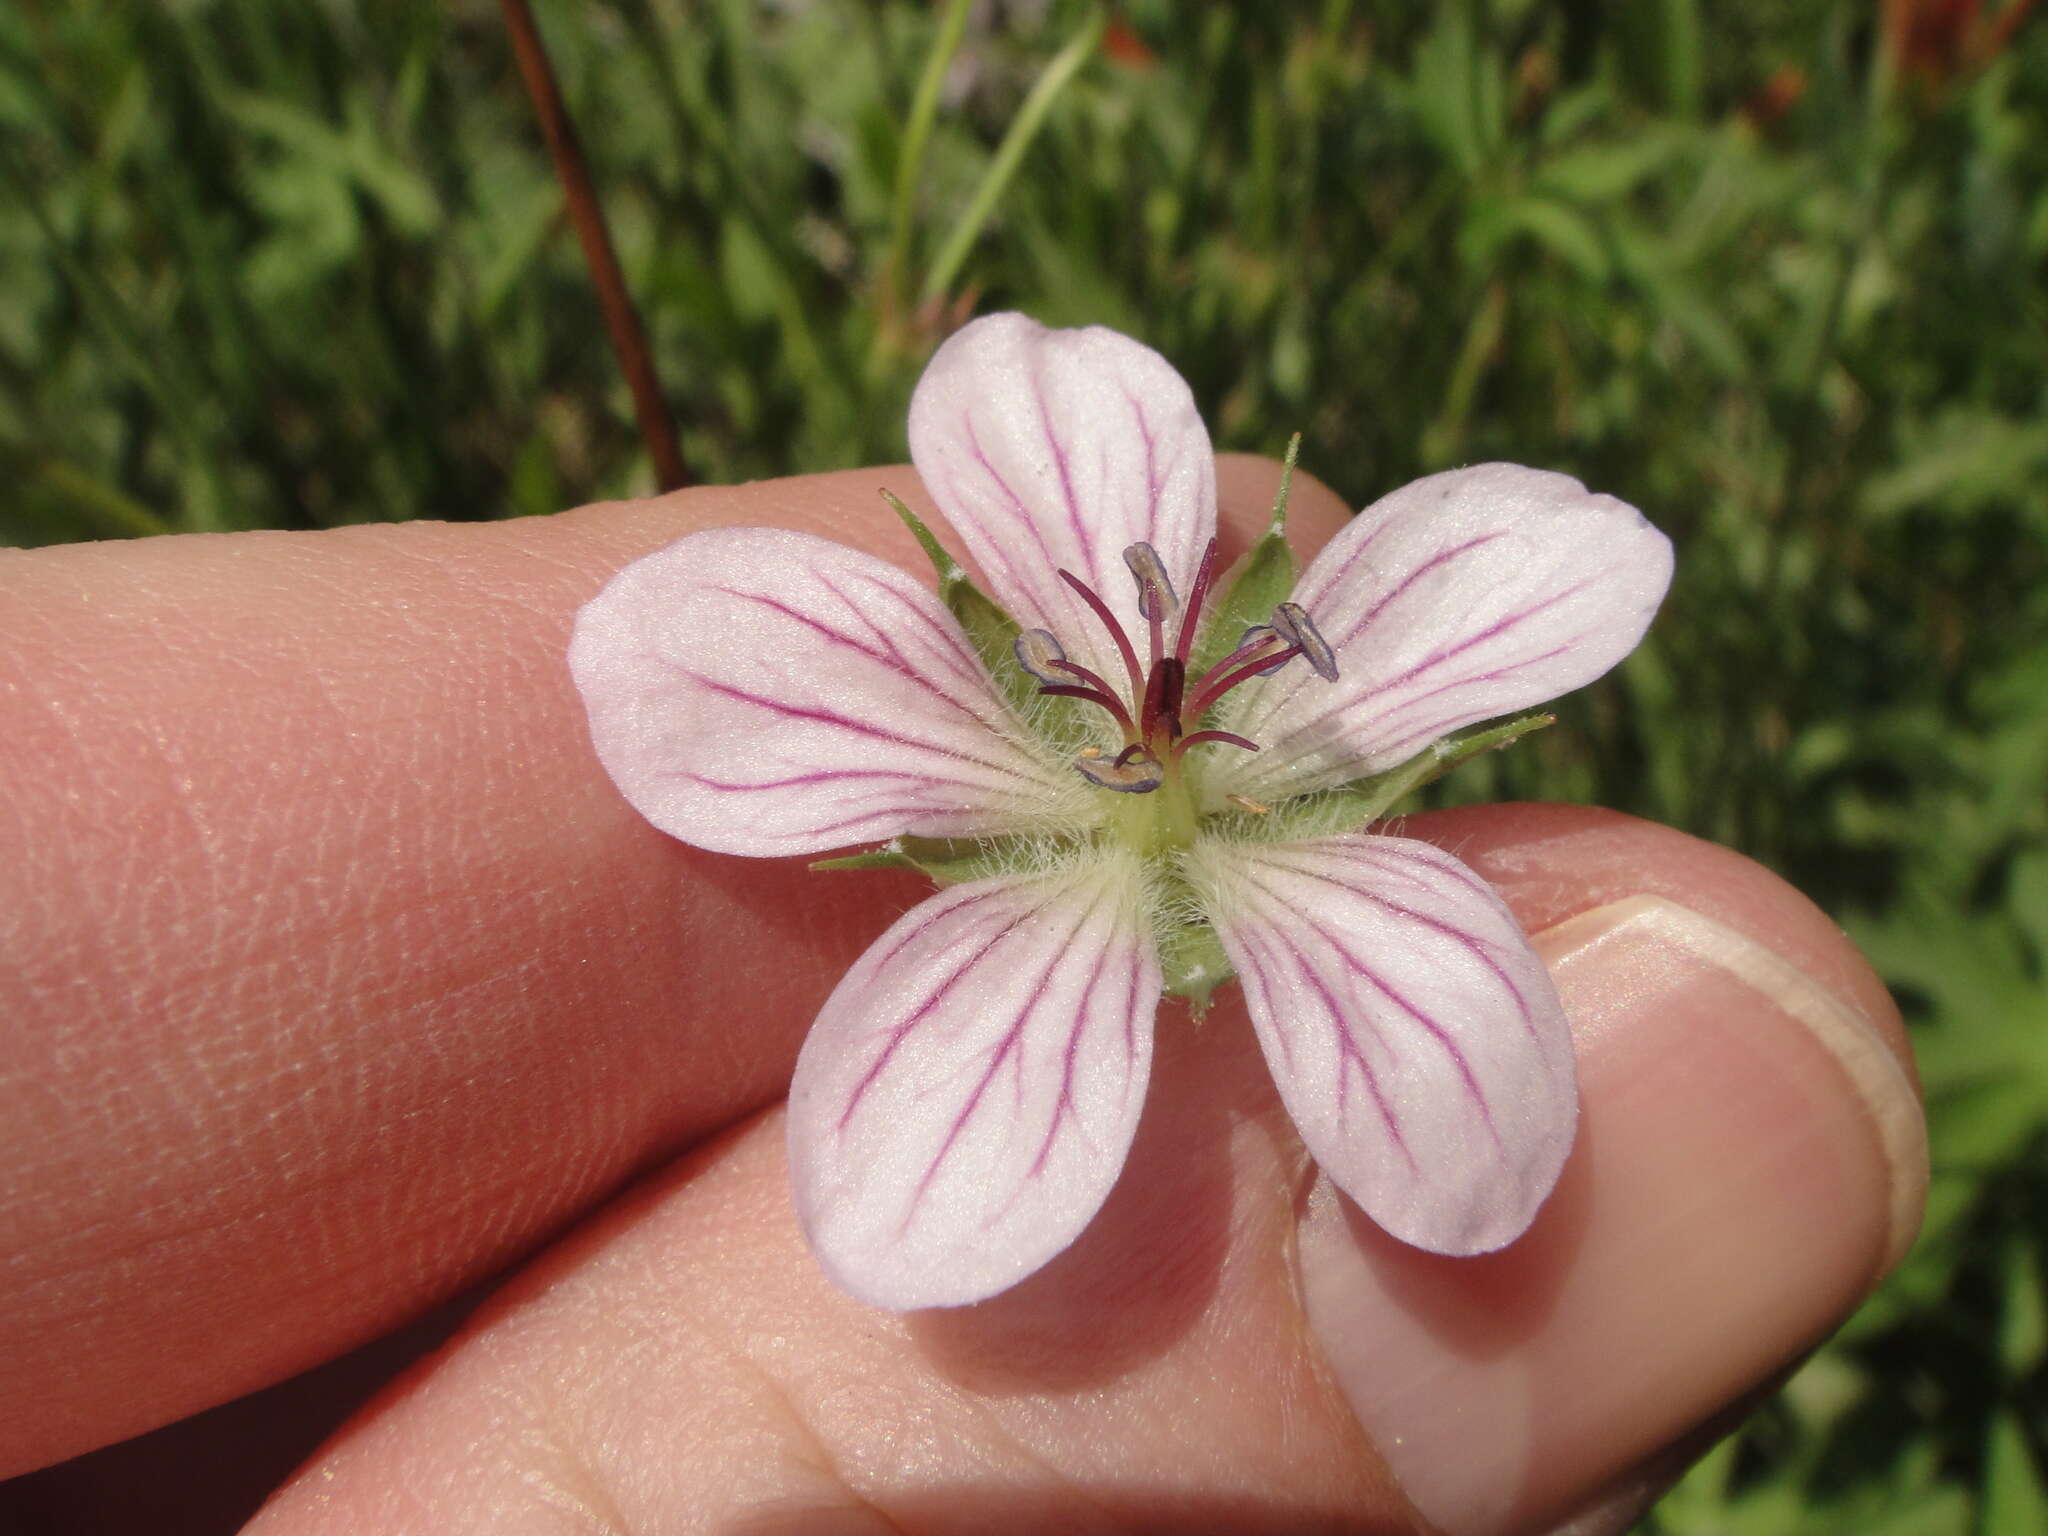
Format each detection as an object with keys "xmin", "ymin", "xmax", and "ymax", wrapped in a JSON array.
[
  {"xmin": 1028, "ymin": 543, "xmax": 1335, "ymax": 793},
  {"xmin": 1173, "ymin": 729, "xmax": 1260, "ymax": 758},
  {"xmin": 1037, "ymin": 683, "xmax": 1136, "ymax": 735},
  {"xmin": 1047, "ymin": 657, "xmax": 1124, "ymax": 703},
  {"xmin": 1182, "ymin": 638, "xmax": 1301, "ymax": 722},
  {"xmin": 1057, "ymin": 567, "xmax": 1146, "ymax": 704},
  {"xmin": 1172, "ymin": 539, "xmax": 1221, "ymax": 665}
]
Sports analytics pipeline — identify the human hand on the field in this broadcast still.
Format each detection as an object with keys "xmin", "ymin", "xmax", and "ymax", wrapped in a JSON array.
[{"xmin": 0, "ymin": 459, "xmax": 1925, "ymax": 1533}]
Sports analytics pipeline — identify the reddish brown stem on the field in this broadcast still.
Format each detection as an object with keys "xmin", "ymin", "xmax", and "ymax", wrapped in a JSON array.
[{"xmin": 500, "ymin": 0, "xmax": 688, "ymax": 491}]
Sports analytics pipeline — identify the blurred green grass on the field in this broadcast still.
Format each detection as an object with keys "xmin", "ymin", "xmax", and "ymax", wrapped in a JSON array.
[{"xmin": 4, "ymin": 0, "xmax": 2046, "ymax": 1527}]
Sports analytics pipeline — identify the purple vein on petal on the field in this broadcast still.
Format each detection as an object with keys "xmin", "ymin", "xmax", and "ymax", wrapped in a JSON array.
[
  {"xmin": 714, "ymin": 582, "xmax": 991, "ymax": 718},
  {"xmin": 1237, "ymin": 566, "xmax": 1615, "ymax": 786},
  {"xmin": 900, "ymin": 998, "xmax": 1036, "ymax": 1238},
  {"xmin": 817, "ymin": 569, "xmax": 991, "ymax": 697},
  {"xmin": 1120, "ymin": 384, "xmax": 1167, "ymax": 519},
  {"xmin": 837, "ymin": 895, "xmax": 1031, "ymax": 1137},
  {"xmin": 839, "ymin": 568, "xmax": 998, "ymax": 696},
  {"xmin": 669, "ymin": 766, "xmax": 976, "ymax": 800},
  {"xmin": 1266, "ymin": 851, "xmax": 1541, "ymax": 1046},
  {"xmin": 1235, "ymin": 860, "xmax": 1504, "ymax": 1126},
  {"xmin": 894, "ymin": 885, "xmax": 1102, "ymax": 1236},
  {"xmin": 958, "ymin": 413, "xmax": 1063, "ymax": 595},
  {"xmin": 1030, "ymin": 369, "xmax": 1094, "ymax": 571},
  {"xmin": 1233, "ymin": 918, "xmax": 1419, "ymax": 1169},
  {"xmin": 662, "ymin": 666, "xmax": 1043, "ymax": 787},
  {"xmin": 1319, "ymin": 532, "xmax": 1510, "ymax": 652},
  {"xmin": 1027, "ymin": 921, "xmax": 1130, "ymax": 1181}
]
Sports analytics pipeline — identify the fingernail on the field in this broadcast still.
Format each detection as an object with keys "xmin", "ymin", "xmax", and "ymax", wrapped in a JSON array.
[{"xmin": 1298, "ymin": 895, "xmax": 1926, "ymax": 1536}]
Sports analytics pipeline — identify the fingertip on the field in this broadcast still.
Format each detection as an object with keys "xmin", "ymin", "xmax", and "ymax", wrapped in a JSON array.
[
  {"xmin": 1301, "ymin": 805, "xmax": 1927, "ymax": 1535},
  {"xmin": 1393, "ymin": 802, "xmax": 1911, "ymax": 1073}
]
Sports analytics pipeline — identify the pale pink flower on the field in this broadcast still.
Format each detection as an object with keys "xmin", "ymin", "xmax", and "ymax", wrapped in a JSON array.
[{"xmin": 569, "ymin": 314, "xmax": 1673, "ymax": 1309}]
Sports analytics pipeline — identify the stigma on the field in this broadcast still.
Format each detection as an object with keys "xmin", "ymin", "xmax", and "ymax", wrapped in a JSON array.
[{"xmin": 1014, "ymin": 539, "xmax": 1337, "ymax": 795}]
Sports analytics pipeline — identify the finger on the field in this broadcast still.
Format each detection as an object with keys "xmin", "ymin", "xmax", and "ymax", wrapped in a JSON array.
[
  {"xmin": 243, "ymin": 809, "xmax": 1925, "ymax": 1536},
  {"xmin": 0, "ymin": 455, "xmax": 1355, "ymax": 1476}
]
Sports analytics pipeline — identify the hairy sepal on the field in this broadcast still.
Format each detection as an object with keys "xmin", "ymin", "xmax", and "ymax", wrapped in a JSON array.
[
  {"xmin": 813, "ymin": 832, "xmax": 1063, "ymax": 887},
  {"xmin": 1235, "ymin": 711, "xmax": 1558, "ymax": 841},
  {"xmin": 1156, "ymin": 916, "xmax": 1234, "ymax": 1010}
]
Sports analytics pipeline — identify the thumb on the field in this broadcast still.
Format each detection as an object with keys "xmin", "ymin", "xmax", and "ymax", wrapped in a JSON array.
[{"xmin": 244, "ymin": 808, "xmax": 1924, "ymax": 1536}]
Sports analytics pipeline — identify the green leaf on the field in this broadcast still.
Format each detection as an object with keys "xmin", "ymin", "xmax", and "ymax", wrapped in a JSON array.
[
  {"xmin": 920, "ymin": 7, "xmax": 1105, "ymax": 306},
  {"xmin": 1982, "ymin": 1411, "xmax": 2048, "ymax": 1536},
  {"xmin": 2000, "ymin": 1240, "xmax": 2048, "ymax": 1377},
  {"xmin": 1535, "ymin": 134, "xmax": 1679, "ymax": 205},
  {"xmin": 1463, "ymin": 194, "xmax": 1611, "ymax": 283}
]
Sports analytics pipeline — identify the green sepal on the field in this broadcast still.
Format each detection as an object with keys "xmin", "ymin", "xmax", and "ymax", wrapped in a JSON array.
[
  {"xmin": 809, "ymin": 845, "xmax": 922, "ymax": 874},
  {"xmin": 882, "ymin": 490, "xmax": 1090, "ymax": 747},
  {"xmin": 811, "ymin": 833, "xmax": 1052, "ymax": 887},
  {"xmin": 1263, "ymin": 711, "xmax": 1558, "ymax": 840},
  {"xmin": 1188, "ymin": 434, "xmax": 1302, "ymax": 680},
  {"xmin": 1157, "ymin": 917, "xmax": 1235, "ymax": 1012}
]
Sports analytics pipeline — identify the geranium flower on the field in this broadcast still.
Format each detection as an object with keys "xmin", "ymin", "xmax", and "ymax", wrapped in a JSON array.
[{"xmin": 569, "ymin": 314, "xmax": 1673, "ymax": 1310}]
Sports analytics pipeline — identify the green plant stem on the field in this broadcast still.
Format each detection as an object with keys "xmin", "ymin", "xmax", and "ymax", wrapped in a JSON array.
[
  {"xmin": 883, "ymin": 0, "xmax": 974, "ymax": 322},
  {"xmin": 919, "ymin": 7, "xmax": 1105, "ymax": 309},
  {"xmin": 33, "ymin": 458, "xmax": 176, "ymax": 539}
]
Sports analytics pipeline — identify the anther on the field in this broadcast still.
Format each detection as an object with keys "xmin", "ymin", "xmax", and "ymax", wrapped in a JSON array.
[
  {"xmin": 1013, "ymin": 628, "xmax": 1069, "ymax": 685},
  {"xmin": 1074, "ymin": 749, "xmax": 1164, "ymax": 794},
  {"xmin": 1122, "ymin": 543, "xmax": 1179, "ymax": 625},
  {"xmin": 1271, "ymin": 602, "xmax": 1339, "ymax": 681}
]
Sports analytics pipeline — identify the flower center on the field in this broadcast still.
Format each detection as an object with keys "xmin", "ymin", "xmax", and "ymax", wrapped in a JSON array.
[{"xmin": 1012, "ymin": 538, "xmax": 1338, "ymax": 802}]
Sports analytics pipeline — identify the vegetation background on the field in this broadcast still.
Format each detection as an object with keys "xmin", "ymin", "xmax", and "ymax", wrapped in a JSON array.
[{"xmin": 4, "ymin": 0, "xmax": 2045, "ymax": 1528}]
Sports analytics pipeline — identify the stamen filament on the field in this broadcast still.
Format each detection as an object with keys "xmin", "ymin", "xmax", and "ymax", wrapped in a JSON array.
[
  {"xmin": 1037, "ymin": 683, "xmax": 1136, "ymax": 736},
  {"xmin": 1172, "ymin": 539, "xmax": 1220, "ymax": 665},
  {"xmin": 1057, "ymin": 567, "xmax": 1146, "ymax": 705},
  {"xmin": 1025, "ymin": 544, "xmax": 1337, "ymax": 803},
  {"xmin": 1046, "ymin": 657, "xmax": 1125, "ymax": 705},
  {"xmin": 1182, "ymin": 640, "xmax": 1303, "ymax": 723},
  {"xmin": 1173, "ymin": 728, "xmax": 1259, "ymax": 758}
]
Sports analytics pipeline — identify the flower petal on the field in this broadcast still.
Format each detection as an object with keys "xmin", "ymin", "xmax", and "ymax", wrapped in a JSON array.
[
  {"xmin": 568, "ymin": 526, "xmax": 1088, "ymax": 856},
  {"xmin": 908, "ymin": 313, "xmax": 1215, "ymax": 687},
  {"xmin": 787, "ymin": 854, "xmax": 1160, "ymax": 1309},
  {"xmin": 1209, "ymin": 464, "xmax": 1673, "ymax": 804},
  {"xmin": 1185, "ymin": 832, "xmax": 1576, "ymax": 1254}
]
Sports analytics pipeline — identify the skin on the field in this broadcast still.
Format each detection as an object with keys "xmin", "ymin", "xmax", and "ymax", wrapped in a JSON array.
[{"xmin": 0, "ymin": 458, "xmax": 1923, "ymax": 1533}]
